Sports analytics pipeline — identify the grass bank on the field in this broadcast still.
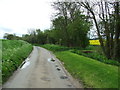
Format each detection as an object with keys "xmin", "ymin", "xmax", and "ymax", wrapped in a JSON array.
[
  {"xmin": 40, "ymin": 44, "xmax": 70, "ymax": 51},
  {"xmin": 41, "ymin": 44, "xmax": 119, "ymax": 88},
  {"xmin": 55, "ymin": 51, "xmax": 118, "ymax": 88},
  {"xmin": 70, "ymin": 49, "xmax": 120, "ymax": 66},
  {"xmin": 1, "ymin": 40, "xmax": 33, "ymax": 83}
]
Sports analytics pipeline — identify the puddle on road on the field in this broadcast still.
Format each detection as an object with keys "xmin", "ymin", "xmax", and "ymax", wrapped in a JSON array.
[
  {"xmin": 48, "ymin": 58, "xmax": 55, "ymax": 62},
  {"xmin": 48, "ymin": 58, "xmax": 51, "ymax": 62},
  {"xmin": 55, "ymin": 65, "xmax": 58, "ymax": 67},
  {"xmin": 21, "ymin": 58, "xmax": 30, "ymax": 69}
]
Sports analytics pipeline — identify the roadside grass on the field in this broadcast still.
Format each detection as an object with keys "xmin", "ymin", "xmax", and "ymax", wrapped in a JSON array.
[
  {"xmin": 70, "ymin": 49, "xmax": 120, "ymax": 66},
  {"xmin": 40, "ymin": 44, "xmax": 83, "ymax": 52},
  {"xmin": 41, "ymin": 44, "xmax": 119, "ymax": 88},
  {"xmin": 41, "ymin": 44, "xmax": 120, "ymax": 66},
  {"xmin": 2, "ymin": 40, "xmax": 33, "ymax": 83},
  {"xmin": 40, "ymin": 44, "xmax": 70, "ymax": 52},
  {"xmin": 55, "ymin": 51, "xmax": 118, "ymax": 88}
]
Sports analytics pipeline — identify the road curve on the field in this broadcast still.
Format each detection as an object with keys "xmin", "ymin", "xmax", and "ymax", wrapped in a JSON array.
[{"xmin": 3, "ymin": 46, "xmax": 83, "ymax": 88}]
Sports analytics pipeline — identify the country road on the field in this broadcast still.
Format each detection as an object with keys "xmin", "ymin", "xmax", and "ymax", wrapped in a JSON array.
[{"xmin": 3, "ymin": 46, "xmax": 83, "ymax": 88}]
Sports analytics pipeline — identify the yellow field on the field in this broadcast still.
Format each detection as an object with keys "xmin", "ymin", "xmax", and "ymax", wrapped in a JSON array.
[{"xmin": 89, "ymin": 40, "xmax": 100, "ymax": 45}]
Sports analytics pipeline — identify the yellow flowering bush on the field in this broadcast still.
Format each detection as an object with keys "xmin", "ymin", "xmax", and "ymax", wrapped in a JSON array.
[{"xmin": 89, "ymin": 40, "xmax": 100, "ymax": 45}]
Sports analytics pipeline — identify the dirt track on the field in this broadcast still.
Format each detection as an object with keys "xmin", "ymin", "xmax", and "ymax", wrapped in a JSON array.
[{"xmin": 3, "ymin": 46, "xmax": 83, "ymax": 88}]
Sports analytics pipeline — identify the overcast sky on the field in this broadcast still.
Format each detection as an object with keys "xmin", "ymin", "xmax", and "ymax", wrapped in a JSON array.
[{"xmin": 0, "ymin": 0, "xmax": 56, "ymax": 38}]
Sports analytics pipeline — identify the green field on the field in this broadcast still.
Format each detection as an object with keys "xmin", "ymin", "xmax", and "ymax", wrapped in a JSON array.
[
  {"xmin": 41, "ymin": 44, "xmax": 119, "ymax": 88},
  {"xmin": 1, "ymin": 39, "xmax": 33, "ymax": 83}
]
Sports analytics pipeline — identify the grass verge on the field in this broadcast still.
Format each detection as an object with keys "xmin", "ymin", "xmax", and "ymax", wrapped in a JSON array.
[
  {"xmin": 1, "ymin": 40, "xmax": 33, "ymax": 83},
  {"xmin": 40, "ymin": 44, "xmax": 70, "ymax": 51},
  {"xmin": 40, "ymin": 44, "xmax": 119, "ymax": 88},
  {"xmin": 55, "ymin": 51, "xmax": 118, "ymax": 88},
  {"xmin": 70, "ymin": 49, "xmax": 120, "ymax": 66}
]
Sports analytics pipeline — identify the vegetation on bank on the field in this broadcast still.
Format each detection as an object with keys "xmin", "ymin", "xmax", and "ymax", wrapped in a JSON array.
[
  {"xmin": 1, "ymin": 40, "xmax": 33, "ymax": 83},
  {"xmin": 41, "ymin": 44, "xmax": 120, "ymax": 66},
  {"xmin": 70, "ymin": 49, "xmax": 120, "ymax": 66},
  {"xmin": 40, "ymin": 44, "xmax": 71, "ymax": 52},
  {"xmin": 40, "ymin": 44, "xmax": 119, "ymax": 88},
  {"xmin": 1, "ymin": 0, "xmax": 119, "ymax": 88},
  {"xmin": 55, "ymin": 51, "xmax": 118, "ymax": 88},
  {"xmin": 3, "ymin": 1, "xmax": 120, "ymax": 62}
]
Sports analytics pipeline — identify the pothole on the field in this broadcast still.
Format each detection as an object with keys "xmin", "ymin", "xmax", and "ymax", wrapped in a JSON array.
[
  {"xmin": 56, "ymin": 68, "xmax": 61, "ymax": 71},
  {"xmin": 60, "ymin": 75, "xmax": 68, "ymax": 79},
  {"xmin": 41, "ymin": 77, "xmax": 50, "ymax": 81},
  {"xmin": 55, "ymin": 65, "xmax": 58, "ymax": 67},
  {"xmin": 67, "ymin": 85, "xmax": 72, "ymax": 87},
  {"xmin": 51, "ymin": 58, "xmax": 55, "ymax": 62},
  {"xmin": 48, "ymin": 58, "xmax": 55, "ymax": 62}
]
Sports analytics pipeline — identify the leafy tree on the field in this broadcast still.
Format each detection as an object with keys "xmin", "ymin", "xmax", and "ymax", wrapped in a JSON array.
[
  {"xmin": 3, "ymin": 33, "xmax": 21, "ymax": 40},
  {"xmin": 67, "ymin": 11, "xmax": 91, "ymax": 48},
  {"xmin": 52, "ymin": 2, "xmax": 91, "ymax": 48},
  {"xmin": 80, "ymin": 0, "xmax": 120, "ymax": 61}
]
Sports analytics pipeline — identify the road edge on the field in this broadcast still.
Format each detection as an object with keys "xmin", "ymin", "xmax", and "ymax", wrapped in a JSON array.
[{"xmin": 48, "ymin": 50, "xmax": 84, "ymax": 88}]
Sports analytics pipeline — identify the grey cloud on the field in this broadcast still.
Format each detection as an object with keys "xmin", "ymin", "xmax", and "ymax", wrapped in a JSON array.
[{"xmin": 0, "ymin": 26, "xmax": 13, "ymax": 32}]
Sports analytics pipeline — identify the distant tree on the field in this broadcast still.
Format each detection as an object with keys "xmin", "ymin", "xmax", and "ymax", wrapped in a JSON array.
[
  {"xmin": 3, "ymin": 33, "xmax": 21, "ymax": 40},
  {"xmin": 22, "ymin": 29, "xmax": 47, "ymax": 44},
  {"xmin": 36, "ymin": 29, "xmax": 46, "ymax": 44}
]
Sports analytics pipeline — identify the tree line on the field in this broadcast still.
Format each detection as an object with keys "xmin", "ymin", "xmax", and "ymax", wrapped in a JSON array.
[
  {"xmin": 3, "ymin": 0, "xmax": 120, "ymax": 61},
  {"xmin": 4, "ymin": 2, "xmax": 91, "ymax": 48}
]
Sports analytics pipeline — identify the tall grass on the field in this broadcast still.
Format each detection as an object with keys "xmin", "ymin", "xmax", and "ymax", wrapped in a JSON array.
[{"xmin": 2, "ymin": 40, "xmax": 33, "ymax": 83}]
